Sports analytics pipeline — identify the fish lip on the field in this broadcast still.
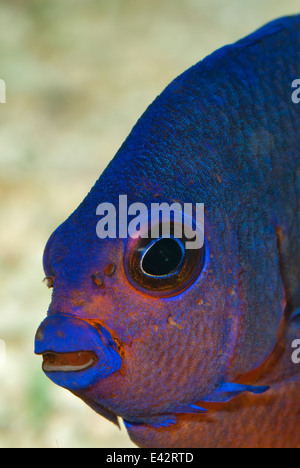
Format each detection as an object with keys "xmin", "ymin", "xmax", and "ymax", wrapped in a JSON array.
[
  {"xmin": 38, "ymin": 350, "xmax": 98, "ymax": 373},
  {"xmin": 34, "ymin": 314, "xmax": 123, "ymax": 390}
]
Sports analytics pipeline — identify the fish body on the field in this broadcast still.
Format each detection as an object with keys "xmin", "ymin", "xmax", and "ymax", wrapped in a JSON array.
[{"xmin": 35, "ymin": 15, "xmax": 300, "ymax": 447}]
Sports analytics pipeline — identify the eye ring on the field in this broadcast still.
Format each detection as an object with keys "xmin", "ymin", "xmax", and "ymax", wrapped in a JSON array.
[{"xmin": 124, "ymin": 221, "xmax": 205, "ymax": 298}]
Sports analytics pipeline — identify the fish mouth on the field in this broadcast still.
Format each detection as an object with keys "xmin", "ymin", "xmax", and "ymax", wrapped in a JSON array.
[
  {"xmin": 42, "ymin": 350, "xmax": 98, "ymax": 373},
  {"xmin": 35, "ymin": 314, "xmax": 122, "ymax": 390}
]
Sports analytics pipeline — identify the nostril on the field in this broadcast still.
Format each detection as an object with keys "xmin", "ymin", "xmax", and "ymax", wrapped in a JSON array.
[
  {"xmin": 104, "ymin": 263, "xmax": 116, "ymax": 277},
  {"xmin": 43, "ymin": 276, "xmax": 55, "ymax": 289},
  {"xmin": 91, "ymin": 273, "xmax": 104, "ymax": 288}
]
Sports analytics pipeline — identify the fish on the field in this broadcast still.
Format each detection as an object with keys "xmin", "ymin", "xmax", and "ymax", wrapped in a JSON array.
[{"xmin": 35, "ymin": 15, "xmax": 300, "ymax": 448}]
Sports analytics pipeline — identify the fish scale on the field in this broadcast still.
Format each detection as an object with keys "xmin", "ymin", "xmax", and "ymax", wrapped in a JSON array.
[{"xmin": 35, "ymin": 15, "xmax": 300, "ymax": 447}]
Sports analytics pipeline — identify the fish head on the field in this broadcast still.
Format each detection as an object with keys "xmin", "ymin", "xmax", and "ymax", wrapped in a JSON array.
[{"xmin": 34, "ymin": 188, "xmax": 233, "ymax": 420}]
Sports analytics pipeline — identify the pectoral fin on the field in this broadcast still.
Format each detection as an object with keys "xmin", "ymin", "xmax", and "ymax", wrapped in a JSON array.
[
  {"xmin": 124, "ymin": 415, "xmax": 177, "ymax": 429},
  {"xmin": 203, "ymin": 382, "xmax": 270, "ymax": 403},
  {"xmin": 173, "ymin": 404, "xmax": 208, "ymax": 414},
  {"xmin": 124, "ymin": 383, "xmax": 269, "ymax": 431}
]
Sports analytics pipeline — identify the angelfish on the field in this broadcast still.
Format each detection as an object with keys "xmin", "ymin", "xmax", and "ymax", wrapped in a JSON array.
[{"xmin": 35, "ymin": 15, "xmax": 300, "ymax": 448}]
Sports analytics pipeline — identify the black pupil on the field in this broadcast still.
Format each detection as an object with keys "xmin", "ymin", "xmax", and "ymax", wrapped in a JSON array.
[{"xmin": 141, "ymin": 238, "xmax": 184, "ymax": 276}]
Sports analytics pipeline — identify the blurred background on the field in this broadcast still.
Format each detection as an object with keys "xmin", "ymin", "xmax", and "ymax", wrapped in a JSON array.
[{"xmin": 0, "ymin": 0, "xmax": 299, "ymax": 448}]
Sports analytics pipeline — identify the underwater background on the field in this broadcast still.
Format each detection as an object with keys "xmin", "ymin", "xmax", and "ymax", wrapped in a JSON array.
[{"xmin": 0, "ymin": 0, "xmax": 299, "ymax": 448}]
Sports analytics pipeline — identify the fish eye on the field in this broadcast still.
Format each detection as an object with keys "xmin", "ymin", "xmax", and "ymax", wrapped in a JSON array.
[
  {"xmin": 124, "ymin": 221, "xmax": 205, "ymax": 298},
  {"xmin": 141, "ymin": 237, "xmax": 185, "ymax": 277}
]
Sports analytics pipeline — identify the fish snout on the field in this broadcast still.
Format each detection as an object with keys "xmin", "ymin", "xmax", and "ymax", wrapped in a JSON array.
[{"xmin": 34, "ymin": 314, "xmax": 122, "ymax": 390}]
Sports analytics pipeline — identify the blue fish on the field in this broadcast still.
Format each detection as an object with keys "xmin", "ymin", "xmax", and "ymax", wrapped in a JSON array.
[{"xmin": 35, "ymin": 15, "xmax": 300, "ymax": 448}]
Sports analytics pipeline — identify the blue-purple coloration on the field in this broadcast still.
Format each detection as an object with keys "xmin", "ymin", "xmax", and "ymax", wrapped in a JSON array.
[
  {"xmin": 35, "ymin": 314, "xmax": 122, "ymax": 390},
  {"xmin": 35, "ymin": 16, "xmax": 300, "ymax": 447}
]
